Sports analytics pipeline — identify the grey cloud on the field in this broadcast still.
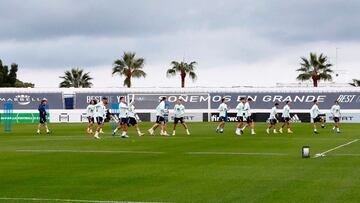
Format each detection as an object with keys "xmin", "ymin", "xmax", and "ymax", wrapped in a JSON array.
[
  {"xmin": 0, "ymin": 0, "xmax": 360, "ymax": 74},
  {"xmin": 0, "ymin": 0, "xmax": 203, "ymax": 40},
  {"xmin": 1, "ymin": 0, "xmax": 360, "ymax": 43},
  {"xmin": 0, "ymin": 28, "xmax": 280, "ymax": 69}
]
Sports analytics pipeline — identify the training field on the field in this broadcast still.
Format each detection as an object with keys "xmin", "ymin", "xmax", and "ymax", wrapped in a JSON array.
[{"xmin": 0, "ymin": 122, "xmax": 359, "ymax": 203}]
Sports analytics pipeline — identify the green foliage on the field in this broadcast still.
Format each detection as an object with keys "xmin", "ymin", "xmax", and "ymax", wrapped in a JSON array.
[
  {"xmin": 15, "ymin": 79, "xmax": 35, "ymax": 88},
  {"xmin": 296, "ymin": 53, "xmax": 333, "ymax": 87},
  {"xmin": 166, "ymin": 60, "xmax": 197, "ymax": 88},
  {"xmin": 59, "ymin": 68, "xmax": 93, "ymax": 88},
  {"xmin": 349, "ymin": 79, "xmax": 360, "ymax": 87},
  {"xmin": 0, "ymin": 59, "xmax": 34, "ymax": 87},
  {"xmin": 112, "ymin": 52, "xmax": 146, "ymax": 88}
]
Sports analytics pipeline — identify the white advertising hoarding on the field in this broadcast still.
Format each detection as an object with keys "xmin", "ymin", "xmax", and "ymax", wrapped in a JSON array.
[
  {"xmin": 326, "ymin": 113, "xmax": 360, "ymax": 123},
  {"xmin": 150, "ymin": 113, "xmax": 204, "ymax": 123}
]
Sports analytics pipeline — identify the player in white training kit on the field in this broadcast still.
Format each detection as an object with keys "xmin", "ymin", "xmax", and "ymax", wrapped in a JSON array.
[
  {"xmin": 235, "ymin": 97, "xmax": 246, "ymax": 135},
  {"xmin": 86, "ymin": 99, "xmax": 97, "ymax": 135},
  {"xmin": 94, "ymin": 97, "xmax": 108, "ymax": 139},
  {"xmin": 242, "ymin": 98, "xmax": 256, "ymax": 135},
  {"xmin": 216, "ymin": 98, "xmax": 228, "ymax": 133},
  {"xmin": 280, "ymin": 101, "xmax": 293, "ymax": 133},
  {"xmin": 172, "ymin": 99, "xmax": 190, "ymax": 136},
  {"xmin": 112, "ymin": 96, "xmax": 129, "ymax": 138},
  {"xmin": 127, "ymin": 99, "xmax": 145, "ymax": 136},
  {"xmin": 310, "ymin": 99, "xmax": 325, "ymax": 134},
  {"xmin": 266, "ymin": 103, "xmax": 280, "ymax": 134},
  {"xmin": 330, "ymin": 100, "xmax": 341, "ymax": 133},
  {"xmin": 148, "ymin": 97, "xmax": 169, "ymax": 136}
]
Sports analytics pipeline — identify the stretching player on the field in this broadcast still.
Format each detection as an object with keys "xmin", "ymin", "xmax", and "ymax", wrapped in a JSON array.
[
  {"xmin": 330, "ymin": 100, "xmax": 341, "ymax": 133},
  {"xmin": 242, "ymin": 98, "xmax": 256, "ymax": 135},
  {"xmin": 113, "ymin": 96, "xmax": 129, "ymax": 138},
  {"xmin": 86, "ymin": 99, "xmax": 97, "ymax": 135},
  {"xmin": 172, "ymin": 99, "xmax": 190, "ymax": 136},
  {"xmin": 127, "ymin": 99, "xmax": 145, "ymax": 136},
  {"xmin": 148, "ymin": 97, "xmax": 169, "ymax": 136},
  {"xmin": 94, "ymin": 97, "xmax": 108, "ymax": 139},
  {"xmin": 266, "ymin": 103, "xmax": 280, "ymax": 134},
  {"xmin": 235, "ymin": 97, "xmax": 246, "ymax": 135},
  {"xmin": 280, "ymin": 101, "xmax": 293, "ymax": 133},
  {"xmin": 216, "ymin": 98, "xmax": 228, "ymax": 133},
  {"xmin": 36, "ymin": 98, "xmax": 50, "ymax": 134},
  {"xmin": 310, "ymin": 99, "xmax": 325, "ymax": 134}
]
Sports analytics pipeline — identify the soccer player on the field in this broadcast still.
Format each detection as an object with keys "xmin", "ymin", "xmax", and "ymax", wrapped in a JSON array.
[
  {"xmin": 242, "ymin": 98, "xmax": 256, "ymax": 135},
  {"xmin": 280, "ymin": 101, "xmax": 293, "ymax": 134},
  {"xmin": 36, "ymin": 98, "xmax": 50, "ymax": 134},
  {"xmin": 330, "ymin": 100, "xmax": 341, "ymax": 133},
  {"xmin": 266, "ymin": 103, "xmax": 280, "ymax": 134},
  {"xmin": 112, "ymin": 96, "xmax": 129, "ymax": 138},
  {"xmin": 94, "ymin": 97, "xmax": 108, "ymax": 139},
  {"xmin": 86, "ymin": 99, "xmax": 97, "ymax": 135},
  {"xmin": 216, "ymin": 98, "xmax": 228, "ymax": 133},
  {"xmin": 172, "ymin": 99, "xmax": 190, "ymax": 136},
  {"xmin": 127, "ymin": 99, "xmax": 145, "ymax": 136},
  {"xmin": 148, "ymin": 97, "xmax": 169, "ymax": 136},
  {"xmin": 310, "ymin": 99, "xmax": 325, "ymax": 134},
  {"xmin": 235, "ymin": 97, "xmax": 246, "ymax": 135}
]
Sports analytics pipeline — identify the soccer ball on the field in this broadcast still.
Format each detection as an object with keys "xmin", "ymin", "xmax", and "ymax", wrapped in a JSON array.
[{"xmin": 220, "ymin": 129, "xmax": 224, "ymax": 133}]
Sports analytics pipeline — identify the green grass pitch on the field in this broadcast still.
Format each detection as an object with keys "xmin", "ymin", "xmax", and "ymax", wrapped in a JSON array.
[{"xmin": 0, "ymin": 122, "xmax": 359, "ymax": 203}]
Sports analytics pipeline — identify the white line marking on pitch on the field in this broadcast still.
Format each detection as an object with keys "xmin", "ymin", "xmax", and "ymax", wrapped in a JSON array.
[
  {"xmin": 314, "ymin": 139, "xmax": 359, "ymax": 158},
  {"xmin": 15, "ymin": 149, "xmax": 164, "ymax": 154},
  {"xmin": 186, "ymin": 152, "xmax": 288, "ymax": 156},
  {"xmin": 0, "ymin": 197, "xmax": 168, "ymax": 203},
  {"xmin": 332, "ymin": 154, "xmax": 360, "ymax": 157}
]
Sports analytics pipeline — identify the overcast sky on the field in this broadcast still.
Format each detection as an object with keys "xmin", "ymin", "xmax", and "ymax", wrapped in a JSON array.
[{"xmin": 1, "ymin": 0, "xmax": 360, "ymax": 88}]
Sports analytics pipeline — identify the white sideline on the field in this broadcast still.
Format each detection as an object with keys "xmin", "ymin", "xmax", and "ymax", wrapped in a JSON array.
[
  {"xmin": 332, "ymin": 153, "xmax": 360, "ymax": 157},
  {"xmin": 14, "ymin": 150, "xmax": 289, "ymax": 156},
  {"xmin": 186, "ymin": 152, "xmax": 287, "ymax": 156},
  {"xmin": 0, "ymin": 197, "xmax": 167, "ymax": 203},
  {"xmin": 314, "ymin": 139, "xmax": 359, "ymax": 158},
  {"xmin": 16, "ymin": 149, "xmax": 164, "ymax": 154}
]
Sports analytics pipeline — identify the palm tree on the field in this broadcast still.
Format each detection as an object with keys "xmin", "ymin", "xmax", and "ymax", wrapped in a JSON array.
[
  {"xmin": 296, "ymin": 52, "xmax": 333, "ymax": 87},
  {"xmin": 166, "ymin": 61, "xmax": 197, "ymax": 88},
  {"xmin": 112, "ymin": 52, "xmax": 146, "ymax": 88},
  {"xmin": 350, "ymin": 79, "xmax": 360, "ymax": 87},
  {"xmin": 59, "ymin": 68, "xmax": 93, "ymax": 88}
]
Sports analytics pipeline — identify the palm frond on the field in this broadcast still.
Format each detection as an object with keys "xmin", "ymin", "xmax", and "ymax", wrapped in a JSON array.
[
  {"xmin": 170, "ymin": 61, "xmax": 180, "ymax": 67},
  {"xmin": 189, "ymin": 71, "xmax": 197, "ymax": 81},
  {"xmin": 132, "ymin": 69, "xmax": 146, "ymax": 78},
  {"xmin": 166, "ymin": 68, "xmax": 177, "ymax": 77},
  {"xmin": 318, "ymin": 73, "xmax": 332, "ymax": 81},
  {"xmin": 300, "ymin": 57, "xmax": 309, "ymax": 64},
  {"xmin": 296, "ymin": 73, "xmax": 312, "ymax": 81},
  {"xmin": 296, "ymin": 67, "xmax": 309, "ymax": 72},
  {"xmin": 349, "ymin": 79, "xmax": 360, "ymax": 87},
  {"xmin": 133, "ymin": 58, "xmax": 145, "ymax": 69}
]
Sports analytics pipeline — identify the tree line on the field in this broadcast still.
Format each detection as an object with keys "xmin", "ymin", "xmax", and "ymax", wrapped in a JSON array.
[
  {"xmin": 1, "ymin": 52, "xmax": 359, "ymax": 88},
  {"xmin": 0, "ymin": 60, "xmax": 34, "ymax": 87}
]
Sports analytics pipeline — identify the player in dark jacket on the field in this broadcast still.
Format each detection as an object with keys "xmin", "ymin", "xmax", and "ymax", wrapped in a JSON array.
[{"xmin": 37, "ymin": 98, "xmax": 50, "ymax": 134}]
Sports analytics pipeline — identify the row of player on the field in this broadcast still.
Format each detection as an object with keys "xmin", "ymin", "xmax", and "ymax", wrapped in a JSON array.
[
  {"xmin": 216, "ymin": 97, "xmax": 342, "ymax": 135},
  {"xmin": 85, "ymin": 96, "xmax": 190, "ymax": 139},
  {"xmin": 36, "ymin": 96, "xmax": 342, "ymax": 137}
]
